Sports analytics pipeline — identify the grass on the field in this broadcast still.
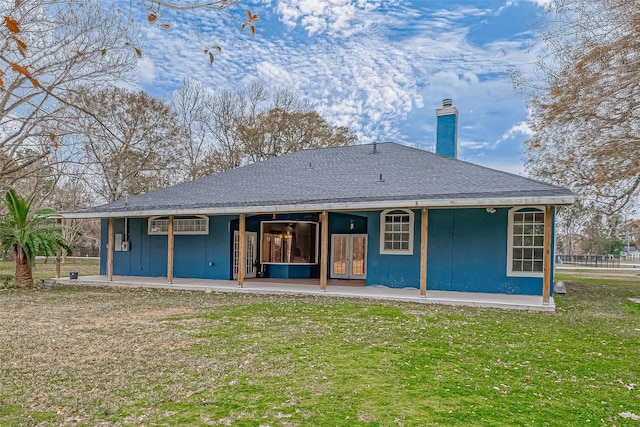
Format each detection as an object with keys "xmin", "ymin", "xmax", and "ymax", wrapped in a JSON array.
[
  {"xmin": 0, "ymin": 258, "xmax": 99, "ymax": 285},
  {"xmin": 0, "ymin": 269, "xmax": 638, "ymax": 426}
]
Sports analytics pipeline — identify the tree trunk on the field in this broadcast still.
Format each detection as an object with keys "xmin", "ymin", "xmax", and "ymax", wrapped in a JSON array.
[{"xmin": 14, "ymin": 247, "xmax": 34, "ymax": 289}]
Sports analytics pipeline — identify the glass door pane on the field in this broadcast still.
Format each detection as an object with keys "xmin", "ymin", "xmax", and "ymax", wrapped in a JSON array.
[
  {"xmin": 246, "ymin": 233, "xmax": 257, "ymax": 278},
  {"xmin": 351, "ymin": 236, "xmax": 366, "ymax": 276},
  {"xmin": 233, "ymin": 232, "xmax": 240, "ymax": 278},
  {"xmin": 332, "ymin": 235, "xmax": 347, "ymax": 277}
]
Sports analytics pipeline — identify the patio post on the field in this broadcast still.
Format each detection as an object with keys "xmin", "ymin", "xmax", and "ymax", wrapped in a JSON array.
[
  {"xmin": 167, "ymin": 215, "xmax": 174, "ymax": 284},
  {"xmin": 542, "ymin": 205, "xmax": 552, "ymax": 304},
  {"xmin": 320, "ymin": 210, "xmax": 328, "ymax": 291},
  {"xmin": 238, "ymin": 213, "xmax": 245, "ymax": 287},
  {"xmin": 107, "ymin": 217, "xmax": 114, "ymax": 281},
  {"xmin": 420, "ymin": 208, "xmax": 428, "ymax": 296},
  {"xmin": 56, "ymin": 218, "xmax": 62, "ymax": 279}
]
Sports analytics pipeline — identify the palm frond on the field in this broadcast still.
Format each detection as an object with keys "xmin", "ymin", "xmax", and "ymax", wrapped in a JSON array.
[{"xmin": 0, "ymin": 189, "xmax": 72, "ymax": 267}]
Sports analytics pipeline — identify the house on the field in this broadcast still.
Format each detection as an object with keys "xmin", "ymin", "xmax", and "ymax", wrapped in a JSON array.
[{"xmin": 63, "ymin": 100, "xmax": 574, "ymax": 304}]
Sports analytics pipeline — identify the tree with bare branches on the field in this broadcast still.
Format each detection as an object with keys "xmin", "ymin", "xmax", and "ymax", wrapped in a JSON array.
[
  {"xmin": 523, "ymin": 0, "xmax": 640, "ymax": 212},
  {"xmin": 0, "ymin": 0, "xmax": 139, "ymax": 193},
  {"xmin": 68, "ymin": 87, "xmax": 186, "ymax": 203},
  {"xmin": 173, "ymin": 80, "xmax": 358, "ymax": 178}
]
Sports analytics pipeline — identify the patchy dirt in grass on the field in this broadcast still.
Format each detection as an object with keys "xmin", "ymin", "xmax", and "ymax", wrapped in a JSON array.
[
  {"xmin": 0, "ymin": 286, "xmax": 262, "ymax": 426},
  {"xmin": 1, "ymin": 282, "xmax": 638, "ymax": 426}
]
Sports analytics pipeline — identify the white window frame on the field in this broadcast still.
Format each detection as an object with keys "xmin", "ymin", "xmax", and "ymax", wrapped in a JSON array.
[
  {"xmin": 507, "ymin": 207, "xmax": 545, "ymax": 277},
  {"xmin": 148, "ymin": 215, "xmax": 209, "ymax": 235},
  {"xmin": 380, "ymin": 209, "xmax": 414, "ymax": 255}
]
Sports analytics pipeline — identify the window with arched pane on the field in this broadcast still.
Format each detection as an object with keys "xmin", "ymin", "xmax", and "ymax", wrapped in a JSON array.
[{"xmin": 380, "ymin": 209, "xmax": 414, "ymax": 255}]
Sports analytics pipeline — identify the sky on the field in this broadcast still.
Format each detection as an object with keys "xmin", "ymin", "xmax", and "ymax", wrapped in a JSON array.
[{"xmin": 125, "ymin": 0, "xmax": 550, "ymax": 175}]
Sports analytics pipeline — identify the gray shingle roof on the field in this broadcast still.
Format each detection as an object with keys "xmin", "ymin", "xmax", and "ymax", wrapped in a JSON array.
[{"xmin": 70, "ymin": 142, "xmax": 573, "ymax": 217}]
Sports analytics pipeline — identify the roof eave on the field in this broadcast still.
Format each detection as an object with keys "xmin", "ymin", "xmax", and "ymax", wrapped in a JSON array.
[{"xmin": 61, "ymin": 194, "xmax": 576, "ymax": 219}]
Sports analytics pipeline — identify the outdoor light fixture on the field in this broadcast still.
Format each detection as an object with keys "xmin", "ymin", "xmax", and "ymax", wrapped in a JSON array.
[{"xmin": 486, "ymin": 207, "xmax": 496, "ymax": 214}]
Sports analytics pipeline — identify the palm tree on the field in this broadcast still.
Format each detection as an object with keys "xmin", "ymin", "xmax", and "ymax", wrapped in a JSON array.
[{"xmin": 0, "ymin": 189, "xmax": 71, "ymax": 288}]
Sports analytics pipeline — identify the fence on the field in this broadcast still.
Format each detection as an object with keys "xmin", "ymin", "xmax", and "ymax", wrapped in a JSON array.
[
  {"xmin": 625, "ymin": 252, "xmax": 640, "ymax": 261},
  {"xmin": 556, "ymin": 254, "xmax": 621, "ymax": 268}
]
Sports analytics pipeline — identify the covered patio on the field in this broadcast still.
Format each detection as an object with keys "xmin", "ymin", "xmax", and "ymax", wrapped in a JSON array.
[{"xmin": 53, "ymin": 275, "xmax": 556, "ymax": 311}]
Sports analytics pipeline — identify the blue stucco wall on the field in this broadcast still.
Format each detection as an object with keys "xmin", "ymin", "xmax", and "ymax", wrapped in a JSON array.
[
  {"xmin": 268, "ymin": 264, "xmax": 311, "ymax": 279},
  {"xmin": 329, "ymin": 212, "xmax": 368, "ymax": 235},
  {"xmin": 436, "ymin": 112, "xmax": 457, "ymax": 158},
  {"xmin": 365, "ymin": 210, "xmax": 421, "ymax": 288},
  {"xmin": 99, "ymin": 207, "xmax": 555, "ymax": 295},
  {"xmin": 100, "ymin": 216, "xmax": 234, "ymax": 279},
  {"xmin": 427, "ymin": 208, "xmax": 545, "ymax": 294},
  {"xmin": 365, "ymin": 208, "xmax": 554, "ymax": 295}
]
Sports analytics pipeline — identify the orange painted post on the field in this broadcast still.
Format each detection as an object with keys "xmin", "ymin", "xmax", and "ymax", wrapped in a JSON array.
[
  {"xmin": 420, "ymin": 208, "xmax": 428, "ymax": 296},
  {"xmin": 238, "ymin": 213, "xmax": 246, "ymax": 287},
  {"xmin": 542, "ymin": 205, "xmax": 553, "ymax": 304},
  {"xmin": 107, "ymin": 217, "xmax": 114, "ymax": 281},
  {"xmin": 320, "ymin": 210, "xmax": 328, "ymax": 291},
  {"xmin": 167, "ymin": 215, "xmax": 174, "ymax": 284}
]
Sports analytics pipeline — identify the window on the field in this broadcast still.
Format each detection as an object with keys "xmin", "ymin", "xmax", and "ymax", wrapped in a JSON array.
[
  {"xmin": 261, "ymin": 221, "xmax": 319, "ymax": 264},
  {"xmin": 508, "ymin": 207, "xmax": 545, "ymax": 276},
  {"xmin": 380, "ymin": 209, "xmax": 414, "ymax": 255},
  {"xmin": 148, "ymin": 215, "xmax": 209, "ymax": 235}
]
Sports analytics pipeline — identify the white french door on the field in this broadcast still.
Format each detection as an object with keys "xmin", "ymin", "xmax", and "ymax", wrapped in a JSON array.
[
  {"xmin": 330, "ymin": 234, "xmax": 367, "ymax": 279},
  {"xmin": 233, "ymin": 231, "xmax": 258, "ymax": 279}
]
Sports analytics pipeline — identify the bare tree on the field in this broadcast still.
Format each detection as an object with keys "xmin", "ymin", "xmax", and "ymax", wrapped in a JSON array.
[
  {"xmin": 0, "ymin": 0, "xmax": 138, "ymax": 192},
  {"xmin": 68, "ymin": 87, "xmax": 187, "ymax": 203},
  {"xmin": 523, "ymin": 0, "xmax": 640, "ymax": 212},
  {"xmin": 171, "ymin": 77, "xmax": 212, "ymax": 180},
  {"xmin": 47, "ymin": 178, "xmax": 100, "ymax": 261},
  {"xmin": 172, "ymin": 78, "xmax": 260, "ymax": 179},
  {"xmin": 174, "ymin": 80, "xmax": 358, "ymax": 177}
]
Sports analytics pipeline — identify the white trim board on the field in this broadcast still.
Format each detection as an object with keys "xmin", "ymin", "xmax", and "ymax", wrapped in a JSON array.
[{"xmin": 61, "ymin": 195, "xmax": 575, "ymax": 219}]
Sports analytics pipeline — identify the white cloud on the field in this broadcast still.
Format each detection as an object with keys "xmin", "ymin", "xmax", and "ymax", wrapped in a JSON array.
[
  {"xmin": 123, "ymin": 0, "xmax": 542, "ymax": 172},
  {"xmin": 137, "ymin": 57, "xmax": 156, "ymax": 84},
  {"xmin": 495, "ymin": 121, "xmax": 533, "ymax": 145},
  {"xmin": 431, "ymin": 5, "xmax": 494, "ymax": 19},
  {"xmin": 524, "ymin": 0, "xmax": 551, "ymax": 6},
  {"xmin": 255, "ymin": 62, "xmax": 301, "ymax": 90},
  {"xmin": 276, "ymin": 0, "xmax": 394, "ymax": 36}
]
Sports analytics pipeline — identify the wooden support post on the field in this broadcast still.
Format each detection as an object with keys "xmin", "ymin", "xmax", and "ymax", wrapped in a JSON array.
[
  {"xmin": 107, "ymin": 217, "xmax": 114, "ymax": 281},
  {"xmin": 56, "ymin": 218, "xmax": 62, "ymax": 279},
  {"xmin": 320, "ymin": 210, "xmax": 329, "ymax": 291},
  {"xmin": 420, "ymin": 208, "xmax": 428, "ymax": 297},
  {"xmin": 542, "ymin": 205, "xmax": 553, "ymax": 304},
  {"xmin": 238, "ymin": 213, "xmax": 246, "ymax": 288},
  {"xmin": 167, "ymin": 215, "xmax": 174, "ymax": 284}
]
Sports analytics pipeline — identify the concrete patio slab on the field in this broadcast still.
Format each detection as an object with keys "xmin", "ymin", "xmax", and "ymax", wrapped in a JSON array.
[{"xmin": 54, "ymin": 275, "xmax": 555, "ymax": 312}]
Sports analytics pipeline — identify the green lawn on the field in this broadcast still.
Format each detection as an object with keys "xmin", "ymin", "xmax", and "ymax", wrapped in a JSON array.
[{"xmin": 0, "ymin": 270, "xmax": 638, "ymax": 426}]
